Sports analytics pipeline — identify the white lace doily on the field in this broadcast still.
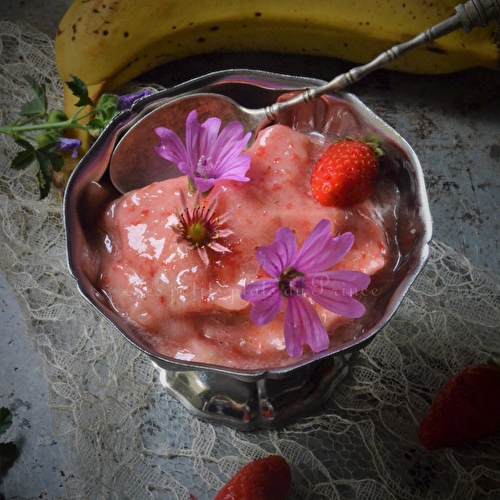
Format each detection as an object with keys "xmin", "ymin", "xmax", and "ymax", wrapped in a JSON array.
[{"xmin": 1, "ymin": 21, "xmax": 500, "ymax": 500}]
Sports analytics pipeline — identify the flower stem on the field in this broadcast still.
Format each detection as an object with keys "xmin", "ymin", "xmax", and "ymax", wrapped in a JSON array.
[{"xmin": 0, "ymin": 107, "xmax": 94, "ymax": 137}]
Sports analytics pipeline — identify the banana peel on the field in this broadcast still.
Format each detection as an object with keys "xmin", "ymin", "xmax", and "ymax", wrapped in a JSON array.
[{"xmin": 55, "ymin": 0, "xmax": 500, "ymax": 152}]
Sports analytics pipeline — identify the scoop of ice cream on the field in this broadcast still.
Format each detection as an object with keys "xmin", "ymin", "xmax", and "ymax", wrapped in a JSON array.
[{"xmin": 96, "ymin": 124, "xmax": 399, "ymax": 368}]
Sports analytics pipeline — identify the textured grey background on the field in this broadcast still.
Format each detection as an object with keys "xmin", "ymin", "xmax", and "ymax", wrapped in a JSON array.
[
  {"xmin": 1, "ymin": 3, "xmax": 81, "ymax": 498},
  {"xmin": 0, "ymin": 1, "xmax": 499, "ymax": 498}
]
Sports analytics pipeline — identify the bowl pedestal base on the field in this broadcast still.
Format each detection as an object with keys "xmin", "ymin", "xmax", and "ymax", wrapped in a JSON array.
[{"xmin": 153, "ymin": 353, "xmax": 351, "ymax": 430}]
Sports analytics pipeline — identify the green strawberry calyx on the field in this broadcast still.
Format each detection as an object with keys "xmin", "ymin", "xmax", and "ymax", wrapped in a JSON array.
[{"xmin": 343, "ymin": 135, "xmax": 385, "ymax": 158}]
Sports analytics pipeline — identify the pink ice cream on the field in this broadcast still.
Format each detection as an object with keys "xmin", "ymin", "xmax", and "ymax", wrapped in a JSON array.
[{"xmin": 96, "ymin": 124, "xmax": 400, "ymax": 369}]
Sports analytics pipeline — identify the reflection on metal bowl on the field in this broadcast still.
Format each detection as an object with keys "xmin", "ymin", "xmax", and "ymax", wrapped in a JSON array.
[{"xmin": 63, "ymin": 69, "xmax": 432, "ymax": 430}]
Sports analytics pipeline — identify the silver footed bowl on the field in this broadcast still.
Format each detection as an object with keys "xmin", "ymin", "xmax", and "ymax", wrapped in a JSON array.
[{"xmin": 63, "ymin": 69, "xmax": 432, "ymax": 430}]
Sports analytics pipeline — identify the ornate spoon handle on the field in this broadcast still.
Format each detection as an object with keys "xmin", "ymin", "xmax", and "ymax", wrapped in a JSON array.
[{"xmin": 265, "ymin": 0, "xmax": 500, "ymax": 120}]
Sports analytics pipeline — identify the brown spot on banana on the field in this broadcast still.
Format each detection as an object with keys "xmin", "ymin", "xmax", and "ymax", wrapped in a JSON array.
[{"xmin": 425, "ymin": 46, "xmax": 447, "ymax": 54}]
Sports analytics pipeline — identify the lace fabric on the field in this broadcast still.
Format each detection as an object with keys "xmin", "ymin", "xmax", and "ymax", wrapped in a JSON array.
[{"xmin": 1, "ymin": 21, "xmax": 499, "ymax": 499}]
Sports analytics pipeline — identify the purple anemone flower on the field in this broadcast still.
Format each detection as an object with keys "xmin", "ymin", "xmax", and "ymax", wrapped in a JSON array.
[
  {"xmin": 154, "ymin": 109, "xmax": 251, "ymax": 193},
  {"xmin": 117, "ymin": 89, "xmax": 152, "ymax": 110},
  {"xmin": 57, "ymin": 137, "xmax": 82, "ymax": 158},
  {"xmin": 240, "ymin": 219, "xmax": 371, "ymax": 358}
]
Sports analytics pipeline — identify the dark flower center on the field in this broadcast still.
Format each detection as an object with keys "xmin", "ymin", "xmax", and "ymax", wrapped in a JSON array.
[
  {"xmin": 175, "ymin": 198, "xmax": 221, "ymax": 249},
  {"xmin": 186, "ymin": 221, "xmax": 210, "ymax": 246},
  {"xmin": 278, "ymin": 266, "xmax": 305, "ymax": 298}
]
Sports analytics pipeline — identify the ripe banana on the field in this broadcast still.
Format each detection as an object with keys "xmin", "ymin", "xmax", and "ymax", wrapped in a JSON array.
[{"xmin": 55, "ymin": 0, "xmax": 499, "ymax": 142}]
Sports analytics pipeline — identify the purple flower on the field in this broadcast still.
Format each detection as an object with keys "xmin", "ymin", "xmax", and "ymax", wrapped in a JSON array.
[
  {"xmin": 240, "ymin": 219, "xmax": 371, "ymax": 358},
  {"xmin": 154, "ymin": 109, "xmax": 251, "ymax": 193},
  {"xmin": 57, "ymin": 137, "xmax": 82, "ymax": 158},
  {"xmin": 117, "ymin": 89, "xmax": 152, "ymax": 110}
]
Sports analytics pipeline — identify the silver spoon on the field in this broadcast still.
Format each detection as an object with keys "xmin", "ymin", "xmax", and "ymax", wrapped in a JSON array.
[{"xmin": 109, "ymin": 0, "xmax": 499, "ymax": 194}]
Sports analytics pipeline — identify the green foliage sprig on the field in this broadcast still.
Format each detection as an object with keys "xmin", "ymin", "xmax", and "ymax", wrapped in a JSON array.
[
  {"xmin": 0, "ymin": 407, "xmax": 20, "ymax": 476},
  {"xmin": 0, "ymin": 75, "xmax": 120, "ymax": 199}
]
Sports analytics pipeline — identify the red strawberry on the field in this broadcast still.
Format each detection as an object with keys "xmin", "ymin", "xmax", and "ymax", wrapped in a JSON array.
[
  {"xmin": 311, "ymin": 139, "xmax": 380, "ymax": 207},
  {"xmin": 418, "ymin": 362, "xmax": 500, "ymax": 450},
  {"xmin": 213, "ymin": 455, "xmax": 291, "ymax": 500}
]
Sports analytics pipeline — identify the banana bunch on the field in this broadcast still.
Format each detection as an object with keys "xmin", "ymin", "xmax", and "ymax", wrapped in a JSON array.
[{"xmin": 55, "ymin": 0, "xmax": 499, "ymax": 137}]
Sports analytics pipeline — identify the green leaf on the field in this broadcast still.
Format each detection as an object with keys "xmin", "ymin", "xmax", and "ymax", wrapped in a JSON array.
[
  {"xmin": 10, "ymin": 141, "xmax": 59, "ymax": 196},
  {"xmin": 86, "ymin": 117, "xmax": 106, "ymax": 130},
  {"xmin": 15, "ymin": 138, "xmax": 35, "ymax": 150},
  {"xmin": 38, "ymin": 145, "xmax": 64, "ymax": 173},
  {"xmin": 35, "ymin": 150, "xmax": 54, "ymax": 199},
  {"xmin": 20, "ymin": 75, "xmax": 47, "ymax": 119},
  {"xmin": 66, "ymin": 75, "xmax": 94, "ymax": 108},
  {"xmin": 11, "ymin": 139, "xmax": 36, "ymax": 171},
  {"xmin": 95, "ymin": 93, "xmax": 119, "ymax": 119},
  {"xmin": 36, "ymin": 153, "xmax": 53, "ymax": 199},
  {"xmin": 0, "ymin": 408, "xmax": 13, "ymax": 436},
  {"xmin": 10, "ymin": 149, "xmax": 36, "ymax": 171},
  {"xmin": 0, "ymin": 442, "xmax": 20, "ymax": 471},
  {"xmin": 87, "ymin": 93, "xmax": 119, "ymax": 132}
]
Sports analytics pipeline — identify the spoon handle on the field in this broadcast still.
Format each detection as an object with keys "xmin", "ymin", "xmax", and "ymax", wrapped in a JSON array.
[{"xmin": 264, "ymin": 0, "xmax": 500, "ymax": 120}]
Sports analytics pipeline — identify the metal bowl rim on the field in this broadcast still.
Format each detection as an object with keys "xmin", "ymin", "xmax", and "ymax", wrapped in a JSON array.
[{"xmin": 63, "ymin": 67, "xmax": 433, "ymax": 380}]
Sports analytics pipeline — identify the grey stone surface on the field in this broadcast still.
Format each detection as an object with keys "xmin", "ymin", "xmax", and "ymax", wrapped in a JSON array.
[
  {"xmin": 0, "ymin": 0, "xmax": 72, "ymax": 38},
  {"xmin": 0, "ymin": 272, "xmax": 68, "ymax": 499},
  {"xmin": 1, "ymin": 4, "xmax": 74, "ymax": 499}
]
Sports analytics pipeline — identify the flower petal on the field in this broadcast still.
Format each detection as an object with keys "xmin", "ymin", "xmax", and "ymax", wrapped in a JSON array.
[
  {"xmin": 284, "ymin": 295, "xmax": 330, "ymax": 358},
  {"xmin": 209, "ymin": 123, "xmax": 251, "ymax": 182},
  {"xmin": 176, "ymin": 161, "xmax": 193, "ymax": 177},
  {"xmin": 296, "ymin": 270, "xmax": 371, "ymax": 318},
  {"xmin": 192, "ymin": 176, "xmax": 216, "ymax": 193},
  {"xmin": 184, "ymin": 110, "xmax": 202, "ymax": 169},
  {"xmin": 217, "ymin": 229, "xmax": 233, "ymax": 238},
  {"xmin": 199, "ymin": 116, "xmax": 222, "ymax": 158},
  {"xmin": 57, "ymin": 138, "xmax": 82, "ymax": 158},
  {"xmin": 209, "ymin": 242, "xmax": 231, "ymax": 253},
  {"xmin": 197, "ymin": 247, "xmax": 209, "ymax": 267},
  {"xmin": 211, "ymin": 153, "xmax": 251, "ymax": 181},
  {"xmin": 118, "ymin": 89, "xmax": 152, "ymax": 110},
  {"xmin": 241, "ymin": 279, "xmax": 283, "ymax": 326},
  {"xmin": 212, "ymin": 121, "xmax": 250, "ymax": 164},
  {"xmin": 154, "ymin": 127, "xmax": 189, "ymax": 166},
  {"xmin": 240, "ymin": 279, "xmax": 278, "ymax": 301},
  {"xmin": 256, "ymin": 227, "xmax": 298, "ymax": 278},
  {"xmin": 294, "ymin": 220, "xmax": 354, "ymax": 274}
]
